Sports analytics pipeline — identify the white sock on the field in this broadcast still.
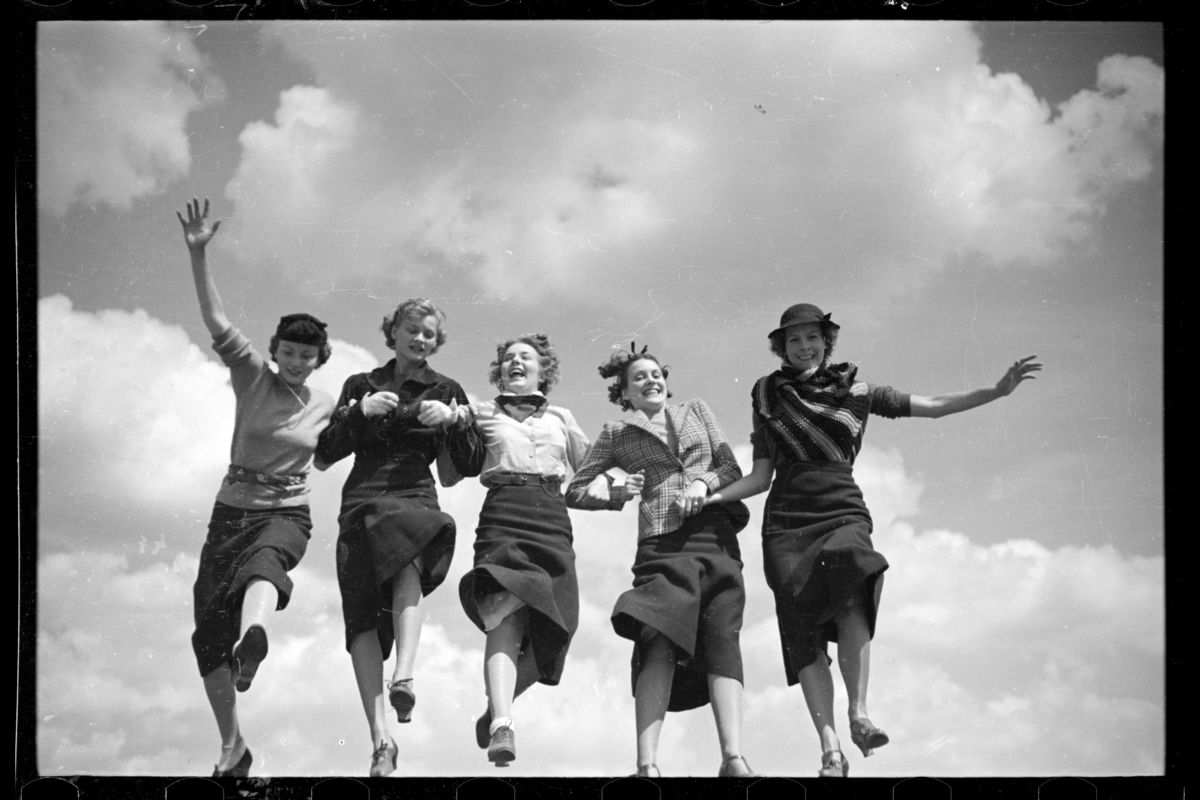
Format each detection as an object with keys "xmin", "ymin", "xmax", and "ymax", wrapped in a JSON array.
[{"xmin": 489, "ymin": 716, "xmax": 514, "ymax": 735}]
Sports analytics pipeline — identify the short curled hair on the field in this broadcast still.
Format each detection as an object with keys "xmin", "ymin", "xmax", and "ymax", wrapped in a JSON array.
[
  {"xmin": 768, "ymin": 322, "xmax": 838, "ymax": 364},
  {"xmin": 269, "ymin": 335, "xmax": 333, "ymax": 367},
  {"xmin": 489, "ymin": 333, "xmax": 560, "ymax": 394},
  {"xmin": 599, "ymin": 345, "xmax": 672, "ymax": 411},
  {"xmin": 381, "ymin": 298, "xmax": 448, "ymax": 354}
]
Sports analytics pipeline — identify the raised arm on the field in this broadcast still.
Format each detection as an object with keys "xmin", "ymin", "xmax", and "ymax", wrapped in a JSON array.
[
  {"xmin": 177, "ymin": 197, "xmax": 230, "ymax": 337},
  {"xmin": 909, "ymin": 356, "xmax": 1042, "ymax": 419}
]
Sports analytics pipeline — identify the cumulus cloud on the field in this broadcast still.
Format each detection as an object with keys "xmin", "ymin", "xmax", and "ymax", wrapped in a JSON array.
[
  {"xmin": 37, "ymin": 22, "xmax": 222, "ymax": 216},
  {"xmin": 36, "ymin": 356, "xmax": 1162, "ymax": 775},
  {"xmin": 36, "ymin": 295, "xmax": 375, "ymax": 553},
  {"xmin": 903, "ymin": 54, "xmax": 1163, "ymax": 267}
]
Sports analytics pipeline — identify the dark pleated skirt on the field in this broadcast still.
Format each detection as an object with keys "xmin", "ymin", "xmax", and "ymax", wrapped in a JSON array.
[
  {"xmin": 192, "ymin": 502, "xmax": 311, "ymax": 676},
  {"xmin": 615, "ymin": 502, "xmax": 749, "ymax": 712},
  {"xmin": 762, "ymin": 461, "xmax": 888, "ymax": 684},
  {"xmin": 336, "ymin": 487, "xmax": 456, "ymax": 653},
  {"xmin": 459, "ymin": 484, "xmax": 579, "ymax": 686}
]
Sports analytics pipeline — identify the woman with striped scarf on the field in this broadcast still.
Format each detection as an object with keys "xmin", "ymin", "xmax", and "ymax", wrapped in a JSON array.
[{"xmin": 705, "ymin": 303, "xmax": 1039, "ymax": 778}]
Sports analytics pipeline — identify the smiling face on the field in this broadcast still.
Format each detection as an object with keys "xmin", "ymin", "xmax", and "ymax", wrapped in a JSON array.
[
  {"xmin": 392, "ymin": 313, "xmax": 441, "ymax": 368},
  {"xmin": 621, "ymin": 357, "xmax": 669, "ymax": 415},
  {"xmin": 783, "ymin": 322, "xmax": 827, "ymax": 371},
  {"xmin": 500, "ymin": 342, "xmax": 543, "ymax": 394},
  {"xmin": 274, "ymin": 339, "xmax": 321, "ymax": 387}
]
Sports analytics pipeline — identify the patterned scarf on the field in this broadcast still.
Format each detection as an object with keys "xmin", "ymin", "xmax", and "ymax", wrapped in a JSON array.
[{"xmin": 753, "ymin": 361, "xmax": 870, "ymax": 463}]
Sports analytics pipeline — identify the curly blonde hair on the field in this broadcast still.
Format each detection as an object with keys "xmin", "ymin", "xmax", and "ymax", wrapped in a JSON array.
[{"xmin": 489, "ymin": 333, "xmax": 560, "ymax": 394}]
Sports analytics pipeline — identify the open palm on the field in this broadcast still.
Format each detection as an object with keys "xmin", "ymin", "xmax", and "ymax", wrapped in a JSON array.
[
  {"xmin": 176, "ymin": 197, "xmax": 221, "ymax": 249},
  {"xmin": 996, "ymin": 355, "xmax": 1042, "ymax": 397}
]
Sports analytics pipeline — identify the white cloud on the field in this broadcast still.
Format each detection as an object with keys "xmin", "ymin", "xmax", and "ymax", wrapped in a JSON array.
[
  {"xmin": 36, "ymin": 454, "xmax": 1163, "ymax": 776},
  {"xmin": 214, "ymin": 22, "xmax": 1161, "ymax": 318},
  {"xmin": 37, "ymin": 22, "xmax": 222, "ymax": 216},
  {"xmin": 36, "ymin": 295, "xmax": 376, "ymax": 551}
]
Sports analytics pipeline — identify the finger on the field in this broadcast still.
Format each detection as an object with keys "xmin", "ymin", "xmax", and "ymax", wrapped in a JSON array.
[
  {"xmin": 211, "ymin": 220, "xmax": 221, "ymax": 234},
  {"xmin": 191, "ymin": 197, "xmax": 200, "ymax": 218},
  {"xmin": 176, "ymin": 211, "xmax": 185, "ymax": 227},
  {"xmin": 203, "ymin": 197, "xmax": 210, "ymax": 217}
]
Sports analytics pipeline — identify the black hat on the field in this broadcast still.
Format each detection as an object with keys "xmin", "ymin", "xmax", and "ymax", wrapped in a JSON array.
[
  {"xmin": 275, "ymin": 313, "xmax": 328, "ymax": 347},
  {"xmin": 768, "ymin": 303, "xmax": 839, "ymax": 340}
]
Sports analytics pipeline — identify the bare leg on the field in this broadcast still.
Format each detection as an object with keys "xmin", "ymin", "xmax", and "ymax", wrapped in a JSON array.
[
  {"xmin": 834, "ymin": 602, "xmax": 872, "ymax": 721},
  {"xmin": 796, "ymin": 655, "xmax": 841, "ymax": 755},
  {"xmin": 708, "ymin": 674, "xmax": 745, "ymax": 761},
  {"xmin": 239, "ymin": 579, "xmax": 278, "ymax": 638},
  {"xmin": 202, "ymin": 665, "xmax": 246, "ymax": 771},
  {"xmin": 388, "ymin": 565, "xmax": 424, "ymax": 684},
  {"xmin": 348, "ymin": 631, "xmax": 390, "ymax": 747},
  {"xmin": 484, "ymin": 607, "xmax": 529, "ymax": 722},
  {"xmin": 634, "ymin": 632, "xmax": 675, "ymax": 770}
]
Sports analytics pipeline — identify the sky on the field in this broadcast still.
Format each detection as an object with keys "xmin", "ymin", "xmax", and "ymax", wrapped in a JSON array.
[{"xmin": 26, "ymin": 17, "xmax": 1166, "ymax": 781}]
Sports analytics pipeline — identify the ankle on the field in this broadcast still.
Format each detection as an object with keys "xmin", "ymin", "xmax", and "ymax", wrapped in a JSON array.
[{"xmin": 489, "ymin": 716, "xmax": 514, "ymax": 735}]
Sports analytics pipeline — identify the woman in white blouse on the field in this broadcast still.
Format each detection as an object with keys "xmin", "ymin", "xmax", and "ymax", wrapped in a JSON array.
[{"xmin": 427, "ymin": 333, "xmax": 590, "ymax": 767}]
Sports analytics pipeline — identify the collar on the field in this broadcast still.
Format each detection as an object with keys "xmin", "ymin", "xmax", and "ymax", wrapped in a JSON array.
[{"xmin": 366, "ymin": 359, "xmax": 440, "ymax": 391}]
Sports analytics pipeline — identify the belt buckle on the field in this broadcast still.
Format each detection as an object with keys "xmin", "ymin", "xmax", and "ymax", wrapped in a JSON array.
[{"xmin": 518, "ymin": 474, "xmax": 528, "ymax": 485}]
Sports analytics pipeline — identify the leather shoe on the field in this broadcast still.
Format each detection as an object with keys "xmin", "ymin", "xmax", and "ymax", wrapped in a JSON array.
[
  {"xmin": 387, "ymin": 678, "xmax": 415, "ymax": 724},
  {"xmin": 369, "ymin": 737, "xmax": 398, "ymax": 778},
  {"xmin": 849, "ymin": 717, "xmax": 889, "ymax": 757},
  {"xmin": 231, "ymin": 624, "xmax": 268, "ymax": 693},
  {"xmin": 718, "ymin": 755, "xmax": 756, "ymax": 777},
  {"xmin": 818, "ymin": 749, "xmax": 849, "ymax": 778},
  {"xmin": 212, "ymin": 745, "xmax": 252, "ymax": 778},
  {"xmin": 487, "ymin": 725, "xmax": 515, "ymax": 766}
]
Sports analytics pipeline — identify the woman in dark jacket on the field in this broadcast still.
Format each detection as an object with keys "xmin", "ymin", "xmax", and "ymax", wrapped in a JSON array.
[{"xmin": 316, "ymin": 299, "xmax": 483, "ymax": 777}]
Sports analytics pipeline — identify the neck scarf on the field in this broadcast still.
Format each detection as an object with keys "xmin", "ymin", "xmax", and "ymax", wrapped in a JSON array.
[
  {"xmin": 754, "ymin": 360, "xmax": 869, "ymax": 463},
  {"xmin": 496, "ymin": 394, "xmax": 547, "ymax": 411},
  {"xmin": 496, "ymin": 394, "xmax": 547, "ymax": 422}
]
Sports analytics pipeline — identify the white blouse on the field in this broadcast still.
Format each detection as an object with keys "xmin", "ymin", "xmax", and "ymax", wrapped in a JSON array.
[{"xmin": 470, "ymin": 398, "xmax": 591, "ymax": 486}]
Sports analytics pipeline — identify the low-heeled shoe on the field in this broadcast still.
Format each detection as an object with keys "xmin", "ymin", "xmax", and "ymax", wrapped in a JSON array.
[
  {"xmin": 212, "ymin": 746, "xmax": 252, "ymax": 778},
  {"xmin": 487, "ymin": 725, "xmax": 515, "ymax": 766}
]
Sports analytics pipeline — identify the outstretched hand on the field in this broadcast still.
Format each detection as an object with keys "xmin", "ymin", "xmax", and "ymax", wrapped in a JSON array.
[
  {"xmin": 995, "ymin": 355, "xmax": 1041, "ymax": 397},
  {"xmin": 176, "ymin": 197, "xmax": 221, "ymax": 251}
]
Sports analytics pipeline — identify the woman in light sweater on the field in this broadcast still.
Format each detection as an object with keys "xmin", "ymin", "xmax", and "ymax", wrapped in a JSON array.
[{"xmin": 179, "ymin": 197, "xmax": 336, "ymax": 778}]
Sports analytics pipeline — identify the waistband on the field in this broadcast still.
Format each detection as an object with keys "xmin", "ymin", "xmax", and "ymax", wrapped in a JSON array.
[
  {"xmin": 483, "ymin": 472, "xmax": 563, "ymax": 488},
  {"xmin": 224, "ymin": 465, "xmax": 308, "ymax": 490}
]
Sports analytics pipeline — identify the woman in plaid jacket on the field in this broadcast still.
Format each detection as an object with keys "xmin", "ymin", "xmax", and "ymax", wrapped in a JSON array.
[{"xmin": 565, "ymin": 346, "xmax": 756, "ymax": 779}]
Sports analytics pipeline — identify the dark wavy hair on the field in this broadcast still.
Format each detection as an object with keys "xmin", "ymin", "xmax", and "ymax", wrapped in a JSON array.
[
  {"xmin": 381, "ymin": 298, "xmax": 448, "ymax": 353},
  {"xmin": 768, "ymin": 322, "xmax": 838, "ymax": 363},
  {"xmin": 489, "ymin": 333, "xmax": 560, "ymax": 394},
  {"xmin": 269, "ymin": 313, "xmax": 332, "ymax": 367},
  {"xmin": 599, "ymin": 344, "xmax": 672, "ymax": 411}
]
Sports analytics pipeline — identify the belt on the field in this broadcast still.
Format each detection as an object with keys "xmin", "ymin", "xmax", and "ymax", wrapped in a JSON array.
[
  {"xmin": 484, "ymin": 472, "xmax": 563, "ymax": 488},
  {"xmin": 224, "ymin": 465, "xmax": 307, "ymax": 490}
]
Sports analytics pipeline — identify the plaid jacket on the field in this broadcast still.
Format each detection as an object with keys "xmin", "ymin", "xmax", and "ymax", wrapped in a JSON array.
[{"xmin": 565, "ymin": 398, "xmax": 743, "ymax": 540}]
